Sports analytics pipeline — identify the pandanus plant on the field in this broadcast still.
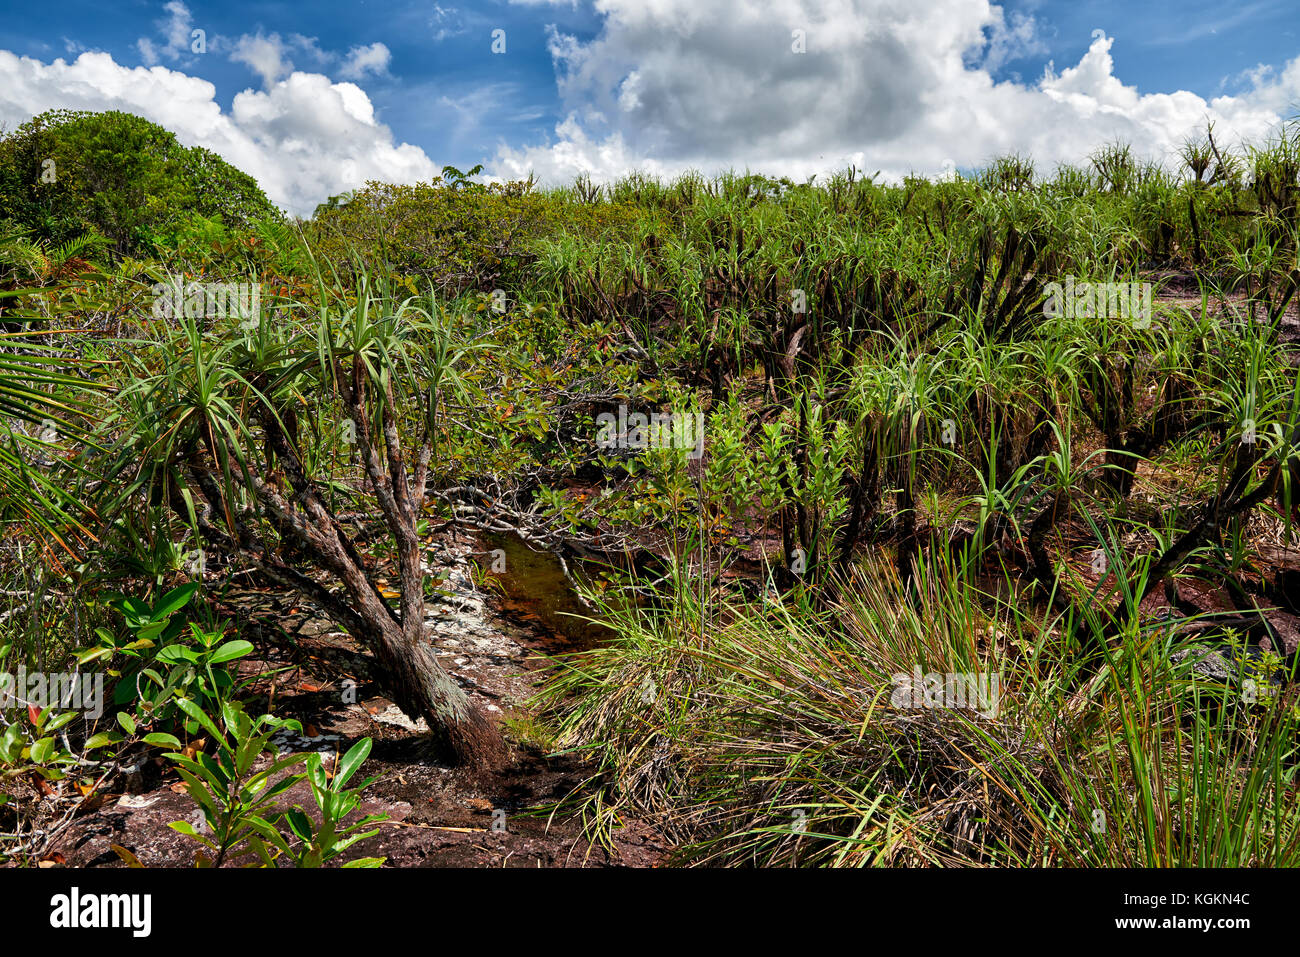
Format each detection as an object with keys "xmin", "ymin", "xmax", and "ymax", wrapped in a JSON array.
[
  {"xmin": 0, "ymin": 239, "xmax": 106, "ymax": 556},
  {"xmin": 104, "ymin": 261, "xmax": 503, "ymax": 766}
]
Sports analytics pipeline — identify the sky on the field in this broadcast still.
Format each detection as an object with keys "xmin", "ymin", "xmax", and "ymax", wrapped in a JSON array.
[{"xmin": 0, "ymin": 0, "xmax": 1297, "ymax": 216}]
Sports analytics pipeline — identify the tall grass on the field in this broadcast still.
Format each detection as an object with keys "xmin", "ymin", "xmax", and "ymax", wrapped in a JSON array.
[{"xmin": 536, "ymin": 546, "xmax": 1299, "ymax": 866}]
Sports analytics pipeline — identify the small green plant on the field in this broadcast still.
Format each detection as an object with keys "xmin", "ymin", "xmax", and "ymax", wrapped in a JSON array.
[
  {"xmin": 0, "ymin": 699, "xmax": 81, "ymax": 780},
  {"xmin": 248, "ymin": 737, "xmax": 387, "ymax": 868},
  {"xmin": 164, "ymin": 698, "xmax": 307, "ymax": 868},
  {"xmin": 166, "ymin": 700, "xmax": 385, "ymax": 868},
  {"xmin": 81, "ymin": 582, "xmax": 255, "ymax": 735}
]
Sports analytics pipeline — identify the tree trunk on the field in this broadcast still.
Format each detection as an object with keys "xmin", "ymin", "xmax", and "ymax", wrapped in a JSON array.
[
  {"xmin": 185, "ymin": 368, "xmax": 506, "ymax": 767},
  {"xmin": 324, "ymin": 528, "xmax": 505, "ymax": 766}
]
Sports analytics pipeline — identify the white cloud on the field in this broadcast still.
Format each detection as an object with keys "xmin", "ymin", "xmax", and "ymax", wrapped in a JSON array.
[
  {"xmin": 16, "ymin": 0, "xmax": 1300, "ymax": 217},
  {"xmin": 489, "ymin": 0, "xmax": 1300, "ymax": 186},
  {"xmin": 977, "ymin": 8, "xmax": 1046, "ymax": 74},
  {"xmin": 339, "ymin": 42, "xmax": 392, "ymax": 80},
  {"xmin": 0, "ymin": 50, "xmax": 439, "ymax": 217},
  {"xmin": 136, "ymin": 0, "xmax": 196, "ymax": 65},
  {"xmin": 223, "ymin": 31, "xmax": 335, "ymax": 88},
  {"xmin": 134, "ymin": 6, "xmax": 378, "ymax": 90},
  {"xmin": 229, "ymin": 32, "xmax": 294, "ymax": 87}
]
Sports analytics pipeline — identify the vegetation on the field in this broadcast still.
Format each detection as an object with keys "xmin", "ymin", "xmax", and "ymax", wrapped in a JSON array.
[
  {"xmin": 1, "ymin": 109, "xmax": 1299, "ymax": 867},
  {"xmin": 0, "ymin": 109, "xmax": 279, "ymax": 257}
]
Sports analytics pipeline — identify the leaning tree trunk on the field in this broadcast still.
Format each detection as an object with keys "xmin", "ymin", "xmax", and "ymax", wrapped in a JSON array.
[
  {"xmin": 315, "ymin": 528, "xmax": 502, "ymax": 765},
  {"xmin": 184, "ymin": 366, "xmax": 504, "ymax": 767}
]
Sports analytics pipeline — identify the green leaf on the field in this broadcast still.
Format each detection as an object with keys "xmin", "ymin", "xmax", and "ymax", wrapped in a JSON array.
[
  {"xmin": 1, "ymin": 724, "xmax": 24, "ymax": 763},
  {"xmin": 169, "ymin": 755, "xmax": 225, "ymax": 799},
  {"xmin": 208, "ymin": 639, "xmax": 253, "ymax": 664},
  {"xmin": 172, "ymin": 767, "xmax": 219, "ymax": 820},
  {"xmin": 45, "ymin": 710, "xmax": 77, "ymax": 733},
  {"xmin": 245, "ymin": 833, "xmax": 278, "ymax": 867},
  {"xmin": 335, "ymin": 736, "xmax": 373, "ymax": 790},
  {"xmin": 77, "ymin": 645, "xmax": 114, "ymax": 664},
  {"xmin": 220, "ymin": 699, "xmax": 243, "ymax": 736},
  {"xmin": 143, "ymin": 732, "xmax": 182, "ymax": 748},
  {"xmin": 167, "ymin": 821, "xmax": 217, "ymax": 854},
  {"xmin": 331, "ymin": 828, "xmax": 382, "ymax": 855},
  {"xmin": 152, "ymin": 582, "xmax": 199, "ymax": 620},
  {"xmin": 174, "ymin": 698, "xmax": 223, "ymax": 740},
  {"xmin": 286, "ymin": 808, "xmax": 314, "ymax": 842},
  {"xmin": 157, "ymin": 644, "xmax": 199, "ymax": 664},
  {"xmin": 29, "ymin": 736, "xmax": 55, "ymax": 764},
  {"xmin": 262, "ymin": 773, "xmax": 305, "ymax": 802},
  {"xmin": 116, "ymin": 711, "xmax": 137, "ymax": 735},
  {"xmin": 197, "ymin": 751, "xmax": 232, "ymax": 789},
  {"xmin": 136, "ymin": 620, "xmax": 171, "ymax": 642},
  {"xmin": 118, "ymin": 597, "xmax": 151, "ymax": 621}
]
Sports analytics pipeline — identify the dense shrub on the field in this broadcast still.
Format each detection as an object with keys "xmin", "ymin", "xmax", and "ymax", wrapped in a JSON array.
[{"xmin": 0, "ymin": 109, "xmax": 281, "ymax": 257}]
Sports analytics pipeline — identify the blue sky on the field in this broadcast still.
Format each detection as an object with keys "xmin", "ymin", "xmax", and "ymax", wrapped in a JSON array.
[
  {"xmin": 0, "ymin": 0, "xmax": 605, "ymax": 174},
  {"xmin": 998, "ymin": 0, "xmax": 1298, "ymax": 95},
  {"xmin": 1, "ymin": 1, "xmax": 1296, "ymax": 214}
]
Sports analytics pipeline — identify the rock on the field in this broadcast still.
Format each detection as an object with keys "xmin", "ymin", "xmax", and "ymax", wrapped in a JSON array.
[
  {"xmin": 116, "ymin": 794, "xmax": 162, "ymax": 810},
  {"xmin": 371, "ymin": 704, "xmax": 429, "ymax": 733},
  {"xmin": 1259, "ymin": 608, "xmax": 1300, "ymax": 657},
  {"xmin": 119, "ymin": 755, "xmax": 161, "ymax": 794},
  {"xmin": 1171, "ymin": 645, "xmax": 1237, "ymax": 682},
  {"xmin": 1170, "ymin": 642, "xmax": 1282, "ymax": 686}
]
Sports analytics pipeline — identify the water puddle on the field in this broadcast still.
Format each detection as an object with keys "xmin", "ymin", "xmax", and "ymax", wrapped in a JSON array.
[{"xmin": 476, "ymin": 531, "xmax": 616, "ymax": 653}]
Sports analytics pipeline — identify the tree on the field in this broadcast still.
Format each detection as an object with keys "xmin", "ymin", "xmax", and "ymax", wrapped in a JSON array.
[
  {"xmin": 0, "ymin": 109, "xmax": 281, "ymax": 257},
  {"xmin": 306, "ymin": 176, "xmax": 553, "ymax": 298},
  {"xmin": 106, "ymin": 267, "xmax": 504, "ymax": 766}
]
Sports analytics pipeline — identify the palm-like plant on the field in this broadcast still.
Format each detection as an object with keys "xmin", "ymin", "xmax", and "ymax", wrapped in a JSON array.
[
  {"xmin": 0, "ymin": 225, "xmax": 106, "ymax": 553},
  {"xmin": 102, "ymin": 262, "xmax": 503, "ymax": 766}
]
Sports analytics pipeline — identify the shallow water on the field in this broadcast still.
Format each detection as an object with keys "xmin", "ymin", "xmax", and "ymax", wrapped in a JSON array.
[{"xmin": 477, "ymin": 531, "xmax": 615, "ymax": 652}]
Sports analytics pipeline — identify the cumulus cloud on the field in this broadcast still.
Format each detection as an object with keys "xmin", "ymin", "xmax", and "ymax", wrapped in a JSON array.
[
  {"xmin": 0, "ymin": 50, "xmax": 438, "ymax": 216},
  {"xmin": 13, "ymin": 0, "xmax": 1300, "ymax": 214},
  {"xmin": 489, "ymin": 0, "xmax": 1300, "ymax": 186},
  {"xmin": 216, "ymin": 31, "xmax": 332, "ymax": 88},
  {"xmin": 136, "ymin": 0, "xmax": 196, "ymax": 66},
  {"xmin": 339, "ymin": 42, "xmax": 392, "ymax": 80},
  {"xmin": 228, "ymin": 32, "xmax": 295, "ymax": 87}
]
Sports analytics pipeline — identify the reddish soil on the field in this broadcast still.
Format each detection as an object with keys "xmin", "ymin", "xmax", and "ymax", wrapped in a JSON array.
[{"xmin": 33, "ymin": 537, "xmax": 665, "ymax": 869}]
